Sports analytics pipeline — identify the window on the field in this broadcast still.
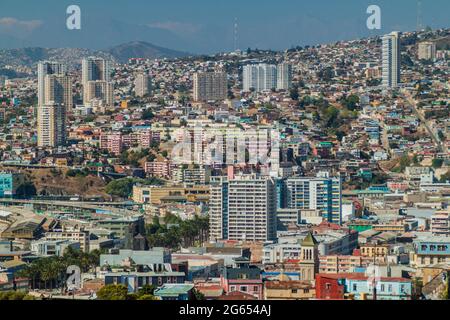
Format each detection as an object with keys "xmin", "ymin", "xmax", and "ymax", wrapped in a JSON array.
[
  {"xmin": 253, "ymin": 286, "xmax": 259, "ymax": 292},
  {"xmin": 230, "ymin": 286, "xmax": 236, "ymax": 292},
  {"xmin": 292, "ymin": 289, "xmax": 298, "ymax": 294},
  {"xmin": 326, "ymin": 283, "xmax": 332, "ymax": 290},
  {"xmin": 240, "ymin": 286, "xmax": 247, "ymax": 292},
  {"xmin": 353, "ymin": 284, "xmax": 357, "ymax": 291},
  {"xmin": 380, "ymin": 284, "xmax": 385, "ymax": 292}
]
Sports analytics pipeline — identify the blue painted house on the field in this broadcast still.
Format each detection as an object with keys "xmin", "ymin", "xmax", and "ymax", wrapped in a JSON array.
[
  {"xmin": 414, "ymin": 237, "xmax": 450, "ymax": 267},
  {"xmin": 104, "ymin": 271, "xmax": 186, "ymax": 293},
  {"xmin": 344, "ymin": 276, "xmax": 412, "ymax": 300},
  {"xmin": 0, "ymin": 173, "xmax": 23, "ymax": 197}
]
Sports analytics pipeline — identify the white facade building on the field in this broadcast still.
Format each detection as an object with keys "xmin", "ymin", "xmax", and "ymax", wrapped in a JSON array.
[
  {"xmin": 276, "ymin": 63, "xmax": 293, "ymax": 90},
  {"xmin": 382, "ymin": 31, "xmax": 401, "ymax": 88},
  {"xmin": 243, "ymin": 64, "xmax": 277, "ymax": 92},
  {"xmin": 209, "ymin": 175, "xmax": 277, "ymax": 242},
  {"xmin": 37, "ymin": 62, "xmax": 66, "ymax": 108}
]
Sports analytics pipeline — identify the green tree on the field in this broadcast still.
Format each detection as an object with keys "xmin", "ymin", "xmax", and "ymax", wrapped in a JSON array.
[
  {"xmin": 137, "ymin": 284, "xmax": 157, "ymax": 296},
  {"xmin": 317, "ymin": 67, "xmax": 334, "ymax": 82},
  {"xmin": 440, "ymin": 170, "xmax": 450, "ymax": 183},
  {"xmin": 432, "ymin": 159, "xmax": 444, "ymax": 169},
  {"xmin": 97, "ymin": 284, "xmax": 129, "ymax": 300},
  {"xmin": 342, "ymin": 94, "xmax": 360, "ymax": 111},
  {"xmin": 0, "ymin": 291, "xmax": 35, "ymax": 300},
  {"xmin": 15, "ymin": 181, "xmax": 37, "ymax": 198},
  {"xmin": 397, "ymin": 155, "xmax": 412, "ymax": 173},
  {"xmin": 138, "ymin": 294, "xmax": 158, "ymax": 300},
  {"xmin": 142, "ymin": 109, "xmax": 155, "ymax": 120},
  {"xmin": 289, "ymin": 86, "xmax": 299, "ymax": 101},
  {"xmin": 146, "ymin": 215, "xmax": 209, "ymax": 249},
  {"xmin": 106, "ymin": 178, "xmax": 135, "ymax": 198},
  {"xmin": 192, "ymin": 288, "xmax": 205, "ymax": 300}
]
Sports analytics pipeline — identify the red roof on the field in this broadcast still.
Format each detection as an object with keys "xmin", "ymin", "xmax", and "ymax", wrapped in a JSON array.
[
  {"xmin": 285, "ymin": 259, "xmax": 301, "ymax": 263},
  {"xmin": 217, "ymin": 291, "xmax": 258, "ymax": 300},
  {"xmin": 315, "ymin": 221, "xmax": 342, "ymax": 231}
]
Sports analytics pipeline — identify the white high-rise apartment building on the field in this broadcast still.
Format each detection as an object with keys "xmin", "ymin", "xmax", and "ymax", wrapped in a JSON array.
[
  {"xmin": 285, "ymin": 173, "xmax": 342, "ymax": 225},
  {"xmin": 37, "ymin": 62, "xmax": 66, "ymax": 108},
  {"xmin": 276, "ymin": 63, "xmax": 293, "ymax": 90},
  {"xmin": 193, "ymin": 72, "xmax": 227, "ymax": 102},
  {"xmin": 135, "ymin": 73, "xmax": 152, "ymax": 97},
  {"xmin": 85, "ymin": 81, "xmax": 114, "ymax": 107},
  {"xmin": 44, "ymin": 74, "xmax": 73, "ymax": 111},
  {"xmin": 243, "ymin": 64, "xmax": 277, "ymax": 92},
  {"xmin": 418, "ymin": 41, "xmax": 437, "ymax": 61},
  {"xmin": 209, "ymin": 175, "xmax": 277, "ymax": 242},
  {"xmin": 382, "ymin": 31, "xmax": 401, "ymax": 88},
  {"xmin": 82, "ymin": 57, "xmax": 111, "ymax": 103},
  {"xmin": 37, "ymin": 102, "xmax": 67, "ymax": 148}
]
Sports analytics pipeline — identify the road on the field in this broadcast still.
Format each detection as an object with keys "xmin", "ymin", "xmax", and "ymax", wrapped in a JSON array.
[
  {"xmin": 380, "ymin": 119, "xmax": 391, "ymax": 156},
  {"xmin": 402, "ymin": 89, "xmax": 445, "ymax": 154},
  {"xmin": 0, "ymin": 199, "xmax": 139, "ymax": 216}
]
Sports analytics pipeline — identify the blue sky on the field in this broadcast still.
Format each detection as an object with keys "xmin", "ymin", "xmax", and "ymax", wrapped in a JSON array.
[{"xmin": 0, "ymin": 0, "xmax": 448, "ymax": 52}]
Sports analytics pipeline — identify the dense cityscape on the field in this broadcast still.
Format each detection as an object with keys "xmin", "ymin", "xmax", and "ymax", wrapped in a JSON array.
[{"xmin": 0, "ymin": 17, "xmax": 449, "ymax": 302}]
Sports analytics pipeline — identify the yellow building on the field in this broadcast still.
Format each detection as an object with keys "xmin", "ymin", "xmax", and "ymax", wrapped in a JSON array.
[
  {"xmin": 372, "ymin": 223, "xmax": 407, "ymax": 233},
  {"xmin": 132, "ymin": 184, "xmax": 210, "ymax": 205},
  {"xmin": 264, "ymin": 276, "xmax": 315, "ymax": 300},
  {"xmin": 120, "ymin": 100, "xmax": 129, "ymax": 109},
  {"xmin": 360, "ymin": 244, "xmax": 390, "ymax": 258},
  {"xmin": 55, "ymin": 158, "xmax": 68, "ymax": 167}
]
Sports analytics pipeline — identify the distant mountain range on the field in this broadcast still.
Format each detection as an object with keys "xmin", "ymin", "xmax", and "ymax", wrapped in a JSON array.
[
  {"xmin": 0, "ymin": 41, "xmax": 192, "ymax": 74},
  {"xmin": 107, "ymin": 41, "xmax": 190, "ymax": 63}
]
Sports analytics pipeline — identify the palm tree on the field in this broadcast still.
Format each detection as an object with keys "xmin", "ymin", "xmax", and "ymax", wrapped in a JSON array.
[
  {"xmin": 16, "ymin": 264, "xmax": 38, "ymax": 290},
  {"xmin": 87, "ymin": 250, "xmax": 101, "ymax": 271}
]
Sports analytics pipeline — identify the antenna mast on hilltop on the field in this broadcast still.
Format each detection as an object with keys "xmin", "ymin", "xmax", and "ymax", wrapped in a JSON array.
[
  {"xmin": 416, "ymin": 0, "xmax": 423, "ymax": 32},
  {"xmin": 234, "ymin": 17, "xmax": 239, "ymax": 51}
]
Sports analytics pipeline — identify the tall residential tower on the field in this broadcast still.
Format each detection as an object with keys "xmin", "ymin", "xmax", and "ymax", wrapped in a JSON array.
[
  {"xmin": 276, "ymin": 63, "xmax": 293, "ymax": 90},
  {"xmin": 37, "ymin": 62, "xmax": 66, "ymax": 108},
  {"xmin": 382, "ymin": 31, "xmax": 401, "ymax": 88},
  {"xmin": 37, "ymin": 62, "xmax": 70, "ymax": 148},
  {"xmin": 193, "ymin": 72, "xmax": 228, "ymax": 102},
  {"xmin": 82, "ymin": 57, "xmax": 111, "ymax": 103},
  {"xmin": 37, "ymin": 102, "xmax": 67, "ymax": 147},
  {"xmin": 135, "ymin": 73, "xmax": 152, "ymax": 98},
  {"xmin": 243, "ymin": 64, "xmax": 277, "ymax": 92},
  {"xmin": 209, "ymin": 175, "xmax": 277, "ymax": 242},
  {"xmin": 285, "ymin": 173, "xmax": 342, "ymax": 225}
]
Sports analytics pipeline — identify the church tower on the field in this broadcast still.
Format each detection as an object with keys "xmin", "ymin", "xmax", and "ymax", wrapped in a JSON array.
[{"xmin": 299, "ymin": 232, "xmax": 319, "ymax": 282}]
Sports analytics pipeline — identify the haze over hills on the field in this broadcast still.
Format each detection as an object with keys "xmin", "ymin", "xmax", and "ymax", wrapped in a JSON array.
[
  {"xmin": 0, "ymin": 29, "xmax": 447, "ymax": 78},
  {"xmin": 0, "ymin": 47, "xmax": 114, "ymax": 72},
  {"xmin": 107, "ymin": 41, "xmax": 191, "ymax": 63},
  {"xmin": 0, "ymin": 41, "xmax": 192, "ymax": 74}
]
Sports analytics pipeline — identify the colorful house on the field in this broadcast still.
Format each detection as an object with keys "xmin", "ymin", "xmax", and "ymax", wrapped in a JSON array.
[
  {"xmin": 220, "ymin": 259, "xmax": 263, "ymax": 300},
  {"xmin": 316, "ymin": 273, "xmax": 412, "ymax": 300}
]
